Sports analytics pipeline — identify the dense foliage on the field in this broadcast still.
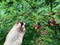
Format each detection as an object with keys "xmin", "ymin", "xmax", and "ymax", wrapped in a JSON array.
[{"xmin": 0, "ymin": 0, "xmax": 60, "ymax": 45}]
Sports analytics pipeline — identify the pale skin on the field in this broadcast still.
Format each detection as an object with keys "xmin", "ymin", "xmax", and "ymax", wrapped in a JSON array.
[{"xmin": 4, "ymin": 22, "xmax": 26, "ymax": 45}]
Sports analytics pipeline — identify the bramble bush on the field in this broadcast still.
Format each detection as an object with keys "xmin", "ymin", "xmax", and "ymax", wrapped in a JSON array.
[{"xmin": 0, "ymin": 0, "xmax": 60, "ymax": 45}]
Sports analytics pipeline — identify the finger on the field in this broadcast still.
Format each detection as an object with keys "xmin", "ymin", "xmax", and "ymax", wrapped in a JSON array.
[
  {"xmin": 15, "ymin": 22, "xmax": 21, "ymax": 28},
  {"xmin": 20, "ymin": 23, "xmax": 26, "ymax": 32},
  {"xmin": 23, "ymin": 23, "xmax": 26, "ymax": 26}
]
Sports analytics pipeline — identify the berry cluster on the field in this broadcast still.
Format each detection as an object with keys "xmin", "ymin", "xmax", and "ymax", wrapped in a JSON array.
[
  {"xmin": 34, "ymin": 22, "xmax": 41, "ymax": 30},
  {"xmin": 48, "ymin": 19, "xmax": 59, "ymax": 27}
]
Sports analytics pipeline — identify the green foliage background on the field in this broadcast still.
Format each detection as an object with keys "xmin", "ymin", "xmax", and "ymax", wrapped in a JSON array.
[{"xmin": 0, "ymin": 0, "xmax": 60, "ymax": 45}]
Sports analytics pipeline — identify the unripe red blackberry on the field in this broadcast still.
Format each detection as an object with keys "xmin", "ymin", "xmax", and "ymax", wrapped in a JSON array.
[
  {"xmin": 50, "ymin": 23, "xmax": 54, "ymax": 26},
  {"xmin": 48, "ymin": 20, "xmax": 52, "ymax": 24},
  {"xmin": 34, "ymin": 24, "xmax": 39, "ymax": 30},
  {"xmin": 53, "ymin": 20, "xmax": 58, "ymax": 25}
]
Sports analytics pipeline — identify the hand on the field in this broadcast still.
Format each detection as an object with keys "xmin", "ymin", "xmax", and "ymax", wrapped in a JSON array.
[{"xmin": 4, "ymin": 21, "xmax": 26, "ymax": 45}]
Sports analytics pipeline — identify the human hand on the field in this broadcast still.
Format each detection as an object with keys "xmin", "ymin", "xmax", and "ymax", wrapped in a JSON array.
[{"xmin": 4, "ymin": 21, "xmax": 26, "ymax": 45}]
